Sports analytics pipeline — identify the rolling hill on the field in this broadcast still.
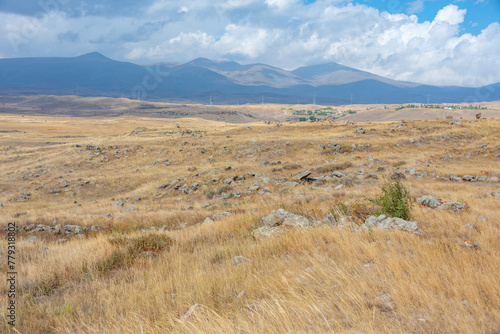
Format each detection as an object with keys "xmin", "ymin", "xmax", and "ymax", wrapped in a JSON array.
[{"xmin": 1, "ymin": 52, "xmax": 499, "ymax": 105}]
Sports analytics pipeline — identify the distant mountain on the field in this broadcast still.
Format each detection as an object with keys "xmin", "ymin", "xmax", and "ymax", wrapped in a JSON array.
[{"xmin": 1, "ymin": 52, "xmax": 499, "ymax": 105}]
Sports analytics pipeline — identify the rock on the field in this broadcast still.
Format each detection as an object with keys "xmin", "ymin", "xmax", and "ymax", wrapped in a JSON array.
[
  {"xmin": 262, "ymin": 209, "xmax": 311, "ymax": 228},
  {"xmin": 491, "ymin": 189, "xmax": 500, "ymax": 197},
  {"xmin": 449, "ymin": 174, "xmax": 462, "ymax": 182},
  {"xmin": 284, "ymin": 181, "xmax": 299, "ymax": 187},
  {"xmin": 253, "ymin": 209, "xmax": 311, "ymax": 238},
  {"xmin": 203, "ymin": 217, "xmax": 215, "ymax": 224},
  {"xmin": 248, "ymin": 184, "xmax": 260, "ymax": 191},
  {"xmin": 26, "ymin": 236, "xmax": 37, "ymax": 244},
  {"xmin": 334, "ymin": 184, "xmax": 343, "ymax": 190},
  {"xmin": 390, "ymin": 172, "xmax": 405, "ymax": 180},
  {"xmin": 293, "ymin": 170, "xmax": 312, "ymax": 181},
  {"xmin": 318, "ymin": 144, "xmax": 326, "ymax": 150},
  {"xmin": 182, "ymin": 304, "xmax": 199, "ymax": 320},
  {"xmin": 328, "ymin": 142, "xmax": 343, "ymax": 151},
  {"xmin": 331, "ymin": 171, "xmax": 344, "ymax": 178},
  {"xmin": 439, "ymin": 202, "xmax": 468, "ymax": 211},
  {"xmin": 101, "ymin": 213, "xmax": 112, "ymax": 218},
  {"xmin": 213, "ymin": 212, "xmax": 233, "ymax": 221},
  {"xmin": 258, "ymin": 187, "xmax": 271, "ymax": 195},
  {"xmin": 409, "ymin": 138, "xmax": 416, "ymax": 143},
  {"xmin": 462, "ymin": 175, "xmax": 475, "ymax": 181},
  {"xmin": 232, "ymin": 256, "xmax": 248, "ymax": 266},
  {"xmin": 114, "ymin": 200, "xmax": 124, "ymax": 207},
  {"xmin": 124, "ymin": 205, "xmax": 138, "ymax": 212},
  {"xmin": 370, "ymin": 294, "xmax": 396, "ymax": 312},
  {"xmin": 417, "ymin": 195, "xmax": 443, "ymax": 208},
  {"xmin": 57, "ymin": 238, "xmax": 68, "ymax": 243},
  {"xmin": 354, "ymin": 127, "xmax": 366, "ymax": 134},
  {"xmin": 225, "ymin": 165, "xmax": 232, "ymax": 170},
  {"xmin": 364, "ymin": 215, "xmax": 418, "ymax": 232}
]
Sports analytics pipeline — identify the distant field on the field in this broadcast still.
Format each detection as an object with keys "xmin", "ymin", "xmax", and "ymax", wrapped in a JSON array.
[
  {"xmin": 0, "ymin": 108, "xmax": 499, "ymax": 333},
  {"xmin": 2, "ymin": 94, "xmax": 500, "ymax": 123}
]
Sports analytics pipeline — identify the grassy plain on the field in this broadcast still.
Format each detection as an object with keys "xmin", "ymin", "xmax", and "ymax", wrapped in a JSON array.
[{"xmin": 0, "ymin": 107, "xmax": 499, "ymax": 333}]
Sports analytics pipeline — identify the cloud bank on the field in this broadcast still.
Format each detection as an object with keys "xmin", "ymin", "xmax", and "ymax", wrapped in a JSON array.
[{"xmin": 0, "ymin": 0, "xmax": 498, "ymax": 87}]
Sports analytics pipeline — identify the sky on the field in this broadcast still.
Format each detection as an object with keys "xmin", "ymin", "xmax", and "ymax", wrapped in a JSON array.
[{"xmin": 0, "ymin": 0, "xmax": 499, "ymax": 87}]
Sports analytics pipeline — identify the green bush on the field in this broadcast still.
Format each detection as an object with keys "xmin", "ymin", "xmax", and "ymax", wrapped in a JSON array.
[
  {"xmin": 369, "ymin": 176, "xmax": 414, "ymax": 220},
  {"xmin": 96, "ymin": 250, "xmax": 126, "ymax": 273},
  {"xmin": 392, "ymin": 161, "xmax": 407, "ymax": 168}
]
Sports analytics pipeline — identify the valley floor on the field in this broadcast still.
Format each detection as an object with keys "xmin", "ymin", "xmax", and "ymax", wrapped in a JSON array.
[{"xmin": 0, "ymin": 113, "xmax": 499, "ymax": 333}]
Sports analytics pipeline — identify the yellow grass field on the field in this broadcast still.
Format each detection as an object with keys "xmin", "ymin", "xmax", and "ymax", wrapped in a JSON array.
[{"xmin": 0, "ymin": 110, "xmax": 499, "ymax": 333}]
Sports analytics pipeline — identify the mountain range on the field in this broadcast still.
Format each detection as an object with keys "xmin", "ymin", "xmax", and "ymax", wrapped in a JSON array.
[{"xmin": 0, "ymin": 52, "xmax": 498, "ymax": 105}]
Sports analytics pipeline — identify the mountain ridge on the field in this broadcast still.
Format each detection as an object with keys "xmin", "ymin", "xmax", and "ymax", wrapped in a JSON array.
[{"xmin": 0, "ymin": 52, "xmax": 498, "ymax": 105}]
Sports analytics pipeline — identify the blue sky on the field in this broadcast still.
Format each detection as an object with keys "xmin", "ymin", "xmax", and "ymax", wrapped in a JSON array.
[
  {"xmin": 360, "ymin": 0, "xmax": 500, "ymax": 34},
  {"xmin": 0, "ymin": 0, "xmax": 499, "ymax": 86}
]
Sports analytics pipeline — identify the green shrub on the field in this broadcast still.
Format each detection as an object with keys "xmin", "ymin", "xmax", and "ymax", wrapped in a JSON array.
[
  {"xmin": 392, "ymin": 161, "xmax": 407, "ymax": 168},
  {"xmin": 217, "ymin": 185, "xmax": 232, "ymax": 194},
  {"xmin": 96, "ymin": 250, "xmax": 126, "ymax": 273},
  {"xmin": 369, "ymin": 177, "xmax": 414, "ymax": 220}
]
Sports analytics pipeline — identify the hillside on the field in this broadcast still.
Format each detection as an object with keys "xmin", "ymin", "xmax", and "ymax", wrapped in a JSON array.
[
  {"xmin": 1, "ymin": 53, "xmax": 500, "ymax": 105},
  {"xmin": 0, "ymin": 114, "xmax": 499, "ymax": 333}
]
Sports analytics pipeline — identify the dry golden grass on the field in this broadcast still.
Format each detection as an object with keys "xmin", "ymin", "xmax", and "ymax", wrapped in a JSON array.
[{"xmin": 0, "ymin": 113, "xmax": 499, "ymax": 333}]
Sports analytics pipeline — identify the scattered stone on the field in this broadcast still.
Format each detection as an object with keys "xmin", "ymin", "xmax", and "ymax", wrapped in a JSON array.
[
  {"xmin": 331, "ymin": 171, "xmax": 344, "ymax": 178},
  {"xmin": 213, "ymin": 212, "xmax": 233, "ymax": 221},
  {"xmin": 225, "ymin": 165, "xmax": 232, "ymax": 170},
  {"xmin": 248, "ymin": 184, "xmax": 260, "ymax": 191},
  {"xmin": 182, "ymin": 304, "xmax": 199, "ymax": 320},
  {"xmin": 26, "ymin": 236, "xmax": 37, "ymax": 244},
  {"xmin": 114, "ymin": 200, "xmax": 124, "ymax": 207},
  {"xmin": 391, "ymin": 172, "xmax": 405, "ymax": 180},
  {"xmin": 438, "ymin": 202, "xmax": 468, "ymax": 211},
  {"xmin": 232, "ymin": 256, "xmax": 248, "ymax": 266},
  {"xmin": 417, "ymin": 195, "xmax": 443, "ymax": 208},
  {"xmin": 491, "ymin": 189, "xmax": 500, "ymax": 197},
  {"xmin": 57, "ymin": 238, "xmax": 68, "ymax": 244},
  {"xmin": 203, "ymin": 217, "xmax": 215, "ymax": 224},
  {"xmin": 364, "ymin": 215, "xmax": 419, "ymax": 232},
  {"xmin": 253, "ymin": 209, "xmax": 312, "ymax": 238},
  {"xmin": 124, "ymin": 205, "xmax": 138, "ymax": 212},
  {"xmin": 369, "ymin": 294, "xmax": 396, "ymax": 312},
  {"xmin": 262, "ymin": 209, "xmax": 311, "ymax": 229},
  {"xmin": 293, "ymin": 170, "xmax": 312, "ymax": 181},
  {"xmin": 354, "ymin": 127, "xmax": 366, "ymax": 134}
]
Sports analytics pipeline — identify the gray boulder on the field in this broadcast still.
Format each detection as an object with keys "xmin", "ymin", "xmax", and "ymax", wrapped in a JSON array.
[
  {"xmin": 492, "ymin": 189, "xmax": 500, "ymax": 197},
  {"xmin": 364, "ymin": 215, "xmax": 418, "ymax": 232},
  {"xmin": 293, "ymin": 170, "xmax": 312, "ymax": 181},
  {"xmin": 213, "ymin": 212, "xmax": 233, "ymax": 221},
  {"xmin": 262, "ymin": 209, "xmax": 311, "ymax": 228},
  {"xmin": 439, "ymin": 202, "xmax": 468, "ymax": 211},
  {"xmin": 417, "ymin": 195, "xmax": 442, "ymax": 208},
  {"xmin": 253, "ymin": 209, "xmax": 311, "ymax": 238}
]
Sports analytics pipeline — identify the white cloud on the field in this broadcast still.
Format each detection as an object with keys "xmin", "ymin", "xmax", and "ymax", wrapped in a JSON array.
[
  {"xmin": 0, "ymin": 1, "xmax": 498, "ymax": 86},
  {"xmin": 434, "ymin": 4, "xmax": 466, "ymax": 25}
]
